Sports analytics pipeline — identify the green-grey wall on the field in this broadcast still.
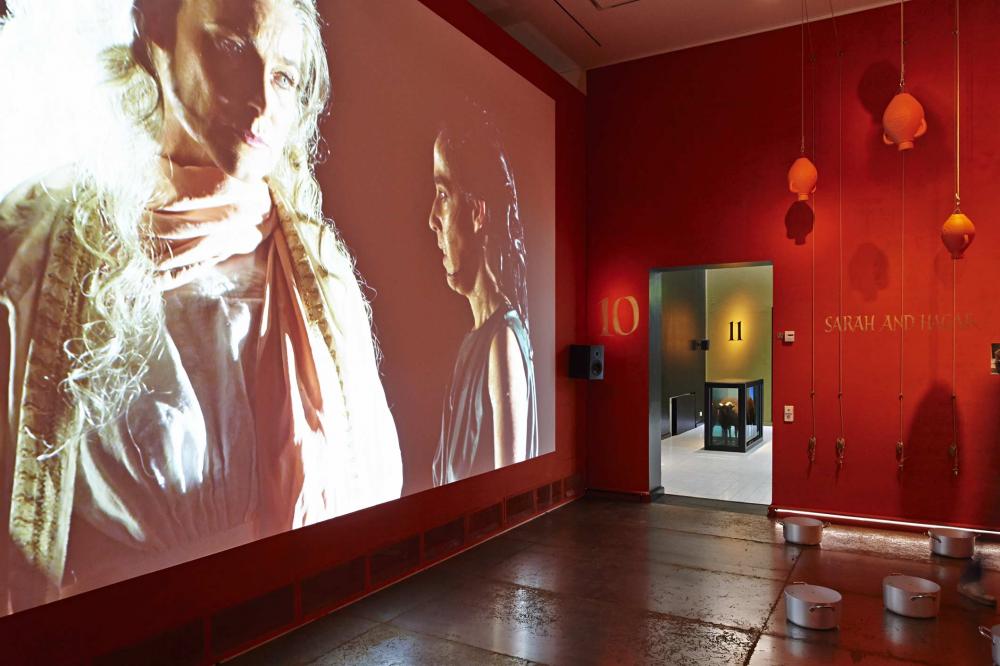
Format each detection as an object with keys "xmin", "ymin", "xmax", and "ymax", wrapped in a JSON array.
[
  {"xmin": 659, "ymin": 270, "xmax": 707, "ymax": 436},
  {"xmin": 705, "ymin": 265, "xmax": 773, "ymax": 425}
]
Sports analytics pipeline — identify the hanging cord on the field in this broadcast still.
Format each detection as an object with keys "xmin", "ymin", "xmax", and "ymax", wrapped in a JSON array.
[
  {"xmin": 895, "ymin": 0, "xmax": 906, "ymax": 471},
  {"xmin": 954, "ymin": 0, "xmax": 962, "ymax": 212},
  {"xmin": 800, "ymin": 0, "xmax": 806, "ymax": 155},
  {"xmin": 809, "ymin": 187, "xmax": 817, "ymax": 463},
  {"xmin": 805, "ymin": 0, "xmax": 818, "ymax": 463},
  {"xmin": 828, "ymin": 0, "xmax": 846, "ymax": 468},
  {"xmin": 951, "ymin": 261, "xmax": 958, "ymax": 474},
  {"xmin": 950, "ymin": 0, "xmax": 961, "ymax": 476},
  {"xmin": 806, "ymin": 5, "xmax": 817, "ymax": 162},
  {"xmin": 809, "ymin": 213, "xmax": 817, "ymax": 462},
  {"xmin": 899, "ymin": 0, "xmax": 906, "ymax": 90},
  {"xmin": 897, "ymin": 152, "xmax": 906, "ymax": 469},
  {"xmin": 809, "ymin": 195, "xmax": 817, "ymax": 463}
]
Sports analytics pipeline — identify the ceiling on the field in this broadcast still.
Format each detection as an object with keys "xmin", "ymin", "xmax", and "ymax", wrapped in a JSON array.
[{"xmin": 469, "ymin": 0, "xmax": 901, "ymax": 90}]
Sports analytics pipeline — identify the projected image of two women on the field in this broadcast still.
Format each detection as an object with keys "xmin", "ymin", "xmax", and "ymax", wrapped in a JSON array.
[{"xmin": 0, "ymin": 0, "xmax": 554, "ymax": 615}]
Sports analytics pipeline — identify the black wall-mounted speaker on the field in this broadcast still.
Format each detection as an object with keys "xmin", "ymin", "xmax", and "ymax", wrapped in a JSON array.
[{"xmin": 569, "ymin": 344, "xmax": 604, "ymax": 380}]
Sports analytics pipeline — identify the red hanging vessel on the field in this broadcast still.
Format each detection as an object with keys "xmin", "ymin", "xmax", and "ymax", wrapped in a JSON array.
[
  {"xmin": 882, "ymin": 92, "xmax": 927, "ymax": 151},
  {"xmin": 788, "ymin": 157, "xmax": 818, "ymax": 201},
  {"xmin": 941, "ymin": 212, "xmax": 975, "ymax": 259}
]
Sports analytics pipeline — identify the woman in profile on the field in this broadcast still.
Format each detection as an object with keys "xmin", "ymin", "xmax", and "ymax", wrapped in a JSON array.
[
  {"xmin": 0, "ymin": 0, "xmax": 401, "ymax": 612},
  {"xmin": 428, "ymin": 106, "xmax": 539, "ymax": 485}
]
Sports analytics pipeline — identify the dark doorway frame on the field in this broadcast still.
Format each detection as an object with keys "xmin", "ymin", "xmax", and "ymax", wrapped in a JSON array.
[{"xmin": 647, "ymin": 261, "xmax": 774, "ymax": 498}]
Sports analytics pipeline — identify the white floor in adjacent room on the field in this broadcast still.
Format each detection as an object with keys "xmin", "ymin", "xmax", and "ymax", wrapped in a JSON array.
[{"xmin": 660, "ymin": 425, "xmax": 772, "ymax": 505}]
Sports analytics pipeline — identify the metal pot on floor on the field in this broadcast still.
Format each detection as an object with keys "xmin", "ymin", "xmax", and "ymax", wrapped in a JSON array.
[
  {"xmin": 928, "ymin": 527, "xmax": 976, "ymax": 558},
  {"xmin": 784, "ymin": 582, "xmax": 841, "ymax": 630},
  {"xmin": 780, "ymin": 517, "xmax": 826, "ymax": 546},
  {"xmin": 882, "ymin": 574, "xmax": 940, "ymax": 618},
  {"xmin": 979, "ymin": 624, "xmax": 1000, "ymax": 665}
]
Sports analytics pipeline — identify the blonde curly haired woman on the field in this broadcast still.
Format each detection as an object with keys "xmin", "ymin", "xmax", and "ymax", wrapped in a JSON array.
[{"xmin": 0, "ymin": 0, "xmax": 401, "ymax": 613}]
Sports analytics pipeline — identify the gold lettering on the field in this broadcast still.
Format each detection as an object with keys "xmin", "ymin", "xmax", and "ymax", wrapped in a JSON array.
[
  {"xmin": 599, "ymin": 296, "xmax": 640, "ymax": 336},
  {"xmin": 613, "ymin": 296, "xmax": 640, "ymax": 336},
  {"xmin": 824, "ymin": 313, "xmax": 979, "ymax": 333}
]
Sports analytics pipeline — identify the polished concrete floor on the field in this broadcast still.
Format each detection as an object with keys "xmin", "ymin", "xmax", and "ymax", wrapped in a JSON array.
[
  {"xmin": 661, "ymin": 425, "xmax": 772, "ymax": 505},
  {"xmin": 227, "ymin": 499, "xmax": 999, "ymax": 665}
]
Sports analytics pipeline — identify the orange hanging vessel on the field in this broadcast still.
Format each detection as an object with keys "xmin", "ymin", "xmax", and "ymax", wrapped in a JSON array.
[
  {"xmin": 941, "ymin": 212, "xmax": 975, "ymax": 259},
  {"xmin": 788, "ymin": 157, "xmax": 818, "ymax": 201},
  {"xmin": 882, "ymin": 92, "xmax": 927, "ymax": 150}
]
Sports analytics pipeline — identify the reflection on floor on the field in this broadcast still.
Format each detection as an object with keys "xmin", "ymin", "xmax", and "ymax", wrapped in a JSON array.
[
  {"xmin": 228, "ymin": 498, "xmax": 997, "ymax": 665},
  {"xmin": 662, "ymin": 424, "xmax": 772, "ymax": 505}
]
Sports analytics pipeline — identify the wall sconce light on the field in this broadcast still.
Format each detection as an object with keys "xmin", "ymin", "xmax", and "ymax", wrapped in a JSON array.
[{"xmin": 729, "ymin": 321, "xmax": 743, "ymax": 341}]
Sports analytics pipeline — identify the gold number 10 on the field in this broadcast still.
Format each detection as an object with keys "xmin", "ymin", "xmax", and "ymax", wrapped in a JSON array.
[{"xmin": 599, "ymin": 296, "xmax": 640, "ymax": 336}]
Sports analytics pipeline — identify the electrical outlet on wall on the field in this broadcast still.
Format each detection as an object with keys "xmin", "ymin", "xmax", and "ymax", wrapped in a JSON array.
[{"xmin": 783, "ymin": 405, "xmax": 794, "ymax": 422}]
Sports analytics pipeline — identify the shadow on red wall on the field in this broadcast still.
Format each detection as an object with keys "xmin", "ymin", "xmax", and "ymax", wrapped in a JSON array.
[
  {"xmin": 585, "ymin": 0, "xmax": 1000, "ymax": 530},
  {"xmin": 900, "ymin": 381, "xmax": 960, "ymax": 521}
]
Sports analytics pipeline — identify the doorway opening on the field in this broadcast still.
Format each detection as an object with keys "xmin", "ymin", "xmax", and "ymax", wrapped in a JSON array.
[{"xmin": 648, "ymin": 262, "xmax": 773, "ymax": 506}]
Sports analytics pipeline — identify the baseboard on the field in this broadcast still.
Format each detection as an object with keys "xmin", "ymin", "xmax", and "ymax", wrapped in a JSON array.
[{"xmin": 585, "ymin": 487, "xmax": 658, "ymax": 503}]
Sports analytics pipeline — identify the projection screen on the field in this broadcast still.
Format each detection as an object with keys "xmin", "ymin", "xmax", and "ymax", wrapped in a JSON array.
[{"xmin": 0, "ymin": 0, "xmax": 554, "ymax": 615}]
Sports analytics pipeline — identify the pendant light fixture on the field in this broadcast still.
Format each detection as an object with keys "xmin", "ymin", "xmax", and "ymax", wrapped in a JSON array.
[
  {"xmin": 788, "ymin": 0, "xmax": 818, "ymax": 201},
  {"xmin": 945, "ymin": 0, "xmax": 972, "ymax": 476},
  {"xmin": 882, "ymin": 0, "xmax": 927, "ymax": 151}
]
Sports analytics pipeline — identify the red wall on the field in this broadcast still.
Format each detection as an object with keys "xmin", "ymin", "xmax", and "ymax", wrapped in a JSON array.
[
  {"xmin": 586, "ymin": 0, "xmax": 999, "ymax": 528},
  {"xmin": 0, "ymin": 1, "xmax": 587, "ymax": 663}
]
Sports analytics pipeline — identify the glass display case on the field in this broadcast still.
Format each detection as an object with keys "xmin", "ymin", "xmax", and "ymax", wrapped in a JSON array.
[{"xmin": 704, "ymin": 378, "xmax": 764, "ymax": 452}]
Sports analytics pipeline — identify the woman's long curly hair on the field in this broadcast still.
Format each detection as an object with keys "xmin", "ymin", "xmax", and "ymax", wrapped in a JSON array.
[{"xmin": 60, "ymin": 0, "xmax": 335, "ymax": 445}]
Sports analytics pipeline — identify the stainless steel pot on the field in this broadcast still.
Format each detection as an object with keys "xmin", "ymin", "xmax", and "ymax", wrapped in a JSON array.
[
  {"xmin": 784, "ymin": 582, "xmax": 841, "ymax": 630},
  {"xmin": 979, "ymin": 624, "xmax": 1000, "ymax": 665},
  {"xmin": 882, "ymin": 574, "xmax": 940, "ymax": 618},
  {"xmin": 928, "ymin": 527, "xmax": 976, "ymax": 558},
  {"xmin": 780, "ymin": 517, "xmax": 826, "ymax": 546}
]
